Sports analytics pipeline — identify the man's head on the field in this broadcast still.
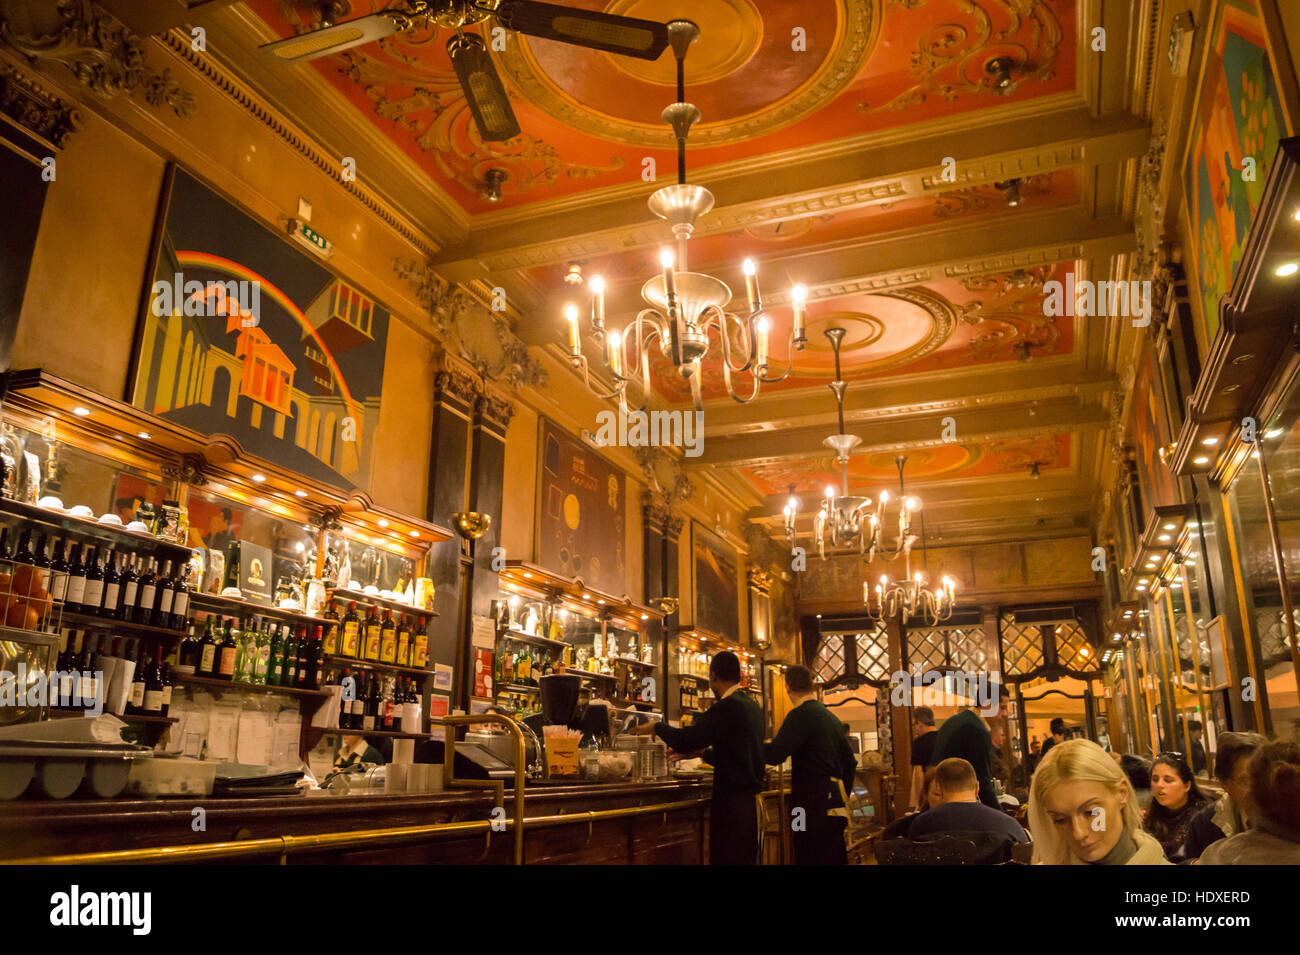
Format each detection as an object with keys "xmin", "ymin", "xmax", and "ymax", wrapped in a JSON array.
[
  {"xmin": 783, "ymin": 664, "xmax": 815, "ymax": 699},
  {"xmin": 1214, "ymin": 731, "xmax": 1267, "ymax": 813},
  {"xmin": 1049, "ymin": 717, "xmax": 1066, "ymax": 739},
  {"xmin": 1189, "ymin": 719, "xmax": 1204, "ymax": 741},
  {"xmin": 708, "ymin": 651, "xmax": 742, "ymax": 698},
  {"xmin": 933, "ymin": 757, "xmax": 981, "ymax": 805},
  {"xmin": 912, "ymin": 706, "xmax": 935, "ymax": 734}
]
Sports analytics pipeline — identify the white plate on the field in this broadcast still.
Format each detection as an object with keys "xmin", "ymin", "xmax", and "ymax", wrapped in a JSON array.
[
  {"xmin": 97, "ymin": 514, "xmax": 124, "ymax": 526},
  {"xmin": 125, "ymin": 521, "xmax": 149, "ymax": 533},
  {"xmin": 37, "ymin": 497, "xmax": 64, "ymax": 511},
  {"xmin": 68, "ymin": 506, "xmax": 94, "ymax": 518}
]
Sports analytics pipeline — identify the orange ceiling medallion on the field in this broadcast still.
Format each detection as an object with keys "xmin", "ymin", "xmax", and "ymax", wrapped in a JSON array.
[
  {"xmin": 495, "ymin": 0, "xmax": 878, "ymax": 147},
  {"xmin": 799, "ymin": 287, "xmax": 958, "ymax": 376}
]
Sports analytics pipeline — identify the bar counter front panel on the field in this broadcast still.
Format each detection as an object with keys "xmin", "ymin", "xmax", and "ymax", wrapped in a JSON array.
[{"xmin": 1, "ymin": 779, "xmax": 736, "ymax": 865}]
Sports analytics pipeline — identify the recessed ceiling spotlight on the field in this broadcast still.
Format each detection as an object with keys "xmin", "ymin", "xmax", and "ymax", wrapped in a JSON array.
[
  {"xmin": 985, "ymin": 56, "xmax": 1017, "ymax": 93},
  {"xmin": 1193, "ymin": 456, "xmax": 1210, "ymax": 465},
  {"xmin": 73, "ymin": 407, "xmax": 90, "ymax": 416},
  {"xmin": 137, "ymin": 431, "xmax": 151, "ymax": 440},
  {"xmin": 564, "ymin": 262, "xmax": 583, "ymax": 286},
  {"xmin": 478, "ymin": 167, "xmax": 507, "ymax": 202},
  {"xmin": 252, "ymin": 473, "xmax": 266, "ymax": 482},
  {"xmin": 1276, "ymin": 262, "xmax": 1299, "ymax": 277},
  {"xmin": 1158, "ymin": 534, "xmax": 1171, "ymax": 542},
  {"xmin": 294, "ymin": 489, "xmax": 308, "ymax": 498},
  {"xmin": 1202, "ymin": 436, "xmax": 1219, "ymax": 446}
]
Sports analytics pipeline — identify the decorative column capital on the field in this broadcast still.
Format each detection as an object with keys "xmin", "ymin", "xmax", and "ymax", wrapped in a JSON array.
[{"xmin": 0, "ymin": 61, "xmax": 80, "ymax": 148}]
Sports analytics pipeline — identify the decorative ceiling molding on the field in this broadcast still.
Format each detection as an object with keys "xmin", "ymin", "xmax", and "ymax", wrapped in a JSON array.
[
  {"xmin": 0, "ymin": 58, "xmax": 80, "ymax": 148},
  {"xmin": 395, "ymin": 258, "xmax": 546, "ymax": 391},
  {"xmin": 495, "ymin": 0, "xmax": 877, "ymax": 149},
  {"xmin": 0, "ymin": 0, "xmax": 195, "ymax": 117}
]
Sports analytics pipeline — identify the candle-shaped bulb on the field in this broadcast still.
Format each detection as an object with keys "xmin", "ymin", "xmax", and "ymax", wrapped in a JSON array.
[
  {"xmin": 905, "ymin": 496, "xmax": 921, "ymax": 511},
  {"xmin": 564, "ymin": 303, "xmax": 581, "ymax": 355},
  {"xmin": 755, "ymin": 315, "xmax": 770, "ymax": 368},
  {"xmin": 791, "ymin": 283, "xmax": 807, "ymax": 340},
  {"xmin": 660, "ymin": 249, "xmax": 677, "ymax": 300},
  {"xmin": 880, "ymin": 575, "xmax": 888, "ymax": 587},
  {"xmin": 608, "ymin": 329, "xmax": 623, "ymax": 376},
  {"xmin": 590, "ymin": 275, "xmax": 606, "ymax": 329},
  {"xmin": 742, "ymin": 258, "xmax": 761, "ymax": 313},
  {"xmin": 879, "ymin": 490, "xmax": 890, "ymax": 504}
]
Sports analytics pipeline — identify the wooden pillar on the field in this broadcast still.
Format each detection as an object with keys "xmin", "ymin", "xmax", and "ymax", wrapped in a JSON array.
[
  {"xmin": 424, "ymin": 363, "xmax": 476, "ymax": 709},
  {"xmin": 644, "ymin": 496, "xmax": 680, "ymax": 715},
  {"xmin": 887, "ymin": 614, "xmax": 910, "ymax": 820}
]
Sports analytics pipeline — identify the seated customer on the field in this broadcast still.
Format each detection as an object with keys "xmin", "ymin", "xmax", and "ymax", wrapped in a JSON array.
[
  {"xmin": 1029, "ymin": 739, "xmax": 1170, "ymax": 865},
  {"xmin": 907, "ymin": 758, "xmax": 1029, "ymax": 844},
  {"xmin": 1142, "ymin": 752, "xmax": 1210, "ymax": 862},
  {"xmin": 1183, "ymin": 732, "xmax": 1267, "ymax": 859},
  {"xmin": 882, "ymin": 766, "xmax": 941, "ymax": 840},
  {"xmin": 1199, "ymin": 742, "xmax": 1300, "ymax": 865}
]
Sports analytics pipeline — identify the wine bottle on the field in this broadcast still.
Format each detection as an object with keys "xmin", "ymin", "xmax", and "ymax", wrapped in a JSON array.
[
  {"xmin": 309, "ymin": 627, "xmax": 325, "ymax": 690},
  {"xmin": 13, "ymin": 528, "xmax": 33, "ymax": 565},
  {"xmin": 158, "ymin": 656, "xmax": 173, "ymax": 717},
  {"xmin": 101, "ymin": 550, "xmax": 121, "ymax": 621},
  {"xmin": 294, "ymin": 627, "xmax": 309, "ymax": 688},
  {"xmin": 170, "ymin": 563, "xmax": 190, "ymax": 630},
  {"xmin": 33, "ymin": 532, "xmax": 51, "ymax": 592},
  {"xmin": 64, "ymin": 542, "xmax": 87, "ymax": 615},
  {"xmin": 81, "ymin": 633, "xmax": 101, "ymax": 706},
  {"xmin": 222, "ymin": 539, "xmax": 241, "ymax": 593},
  {"xmin": 362, "ymin": 671, "xmax": 379, "ymax": 731},
  {"xmin": 382, "ymin": 677, "xmax": 396, "ymax": 730},
  {"xmin": 178, "ymin": 622, "xmax": 200, "ymax": 673},
  {"xmin": 142, "ymin": 649, "xmax": 164, "ymax": 715},
  {"xmin": 128, "ymin": 640, "xmax": 148, "ymax": 715},
  {"xmin": 198, "ymin": 617, "xmax": 218, "ymax": 676},
  {"xmin": 341, "ymin": 602, "xmax": 360, "ymax": 658},
  {"xmin": 48, "ymin": 540, "xmax": 70, "ymax": 606},
  {"xmin": 81, "ymin": 546, "xmax": 104, "ymax": 617},
  {"xmin": 282, "ymin": 627, "xmax": 298, "ymax": 687},
  {"xmin": 413, "ymin": 620, "xmax": 429, "ymax": 670},
  {"xmin": 118, "ymin": 555, "xmax": 140, "ymax": 622},
  {"xmin": 135, "ymin": 558, "xmax": 158, "ymax": 627},
  {"xmin": 152, "ymin": 559, "xmax": 175, "ymax": 629},
  {"xmin": 267, "ymin": 624, "xmax": 284, "ymax": 686},
  {"xmin": 396, "ymin": 616, "xmax": 411, "ymax": 669},
  {"xmin": 337, "ymin": 667, "xmax": 354, "ymax": 729},
  {"xmin": 217, "ymin": 618, "xmax": 237, "ymax": 681}
]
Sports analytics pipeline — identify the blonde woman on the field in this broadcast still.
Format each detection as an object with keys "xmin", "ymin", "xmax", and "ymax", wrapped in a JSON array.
[{"xmin": 1029, "ymin": 739, "xmax": 1170, "ymax": 865}]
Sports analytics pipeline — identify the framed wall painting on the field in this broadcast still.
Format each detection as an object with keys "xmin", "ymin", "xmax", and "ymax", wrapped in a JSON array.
[
  {"xmin": 691, "ymin": 521, "xmax": 740, "ymax": 646},
  {"xmin": 131, "ymin": 165, "xmax": 392, "ymax": 491},
  {"xmin": 1182, "ymin": 0, "xmax": 1297, "ymax": 342},
  {"xmin": 535, "ymin": 417, "xmax": 626, "ymax": 594}
]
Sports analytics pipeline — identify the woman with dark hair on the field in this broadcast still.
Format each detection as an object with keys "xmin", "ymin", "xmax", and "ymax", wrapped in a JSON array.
[
  {"xmin": 1142, "ymin": 752, "xmax": 1209, "ymax": 861},
  {"xmin": 1199, "ymin": 742, "xmax": 1300, "ymax": 865},
  {"xmin": 1182, "ymin": 732, "xmax": 1267, "ymax": 860}
]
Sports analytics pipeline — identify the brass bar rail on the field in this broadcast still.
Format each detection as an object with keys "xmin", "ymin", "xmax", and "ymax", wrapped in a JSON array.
[
  {"xmin": 436, "ymin": 714, "xmax": 526, "ymax": 866},
  {"xmin": 4, "ymin": 796, "xmax": 711, "ymax": 866}
]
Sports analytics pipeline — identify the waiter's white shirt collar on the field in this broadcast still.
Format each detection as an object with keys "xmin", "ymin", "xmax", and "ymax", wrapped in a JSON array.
[{"xmin": 721, "ymin": 683, "xmax": 743, "ymax": 700}]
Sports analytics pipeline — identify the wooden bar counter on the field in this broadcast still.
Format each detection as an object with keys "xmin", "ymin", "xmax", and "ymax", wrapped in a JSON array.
[{"xmin": 0, "ymin": 778, "xmax": 718, "ymax": 865}]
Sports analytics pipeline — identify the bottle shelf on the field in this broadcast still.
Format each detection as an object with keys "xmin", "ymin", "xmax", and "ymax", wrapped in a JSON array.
[
  {"xmin": 51, "ymin": 707, "xmax": 178, "ymax": 725},
  {"xmin": 323, "ymin": 654, "xmax": 430, "ymax": 677},
  {"xmin": 567, "ymin": 668, "xmax": 616, "ymax": 682},
  {"xmin": 188, "ymin": 591, "xmax": 333, "ymax": 628},
  {"xmin": 176, "ymin": 673, "xmax": 329, "ymax": 699},
  {"xmin": 317, "ymin": 725, "xmax": 429, "ymax": 739},
  {"xmin": 330, "ymin": 588, "xmax": 437, "ymax": 618},
  {"xmin": 57, "ymin": 610, "xmax": 188, "ymax": 641},
  {"xmin": 0, "ymin": 499, "xmax": 194, "ymax": 561}
]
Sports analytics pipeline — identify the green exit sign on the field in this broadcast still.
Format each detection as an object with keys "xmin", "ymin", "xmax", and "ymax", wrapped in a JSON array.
[{"xmin": 289, "ymin": 219, "xmax": 334, "ymax": 259}]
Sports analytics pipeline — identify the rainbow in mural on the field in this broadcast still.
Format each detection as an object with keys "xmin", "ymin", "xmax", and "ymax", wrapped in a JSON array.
[{"xmin": 131, "ymin": 167, "xmax": 389, "ymax": 490}]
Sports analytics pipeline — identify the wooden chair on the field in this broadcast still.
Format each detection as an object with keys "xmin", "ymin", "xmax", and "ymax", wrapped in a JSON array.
[
  {"xmin": 875, "ymin": 831, "xmax": 1014, "ymax": 865},
  {"xmin": 837, "ymin": 780, "xmax": 879, "ymax": 865}
]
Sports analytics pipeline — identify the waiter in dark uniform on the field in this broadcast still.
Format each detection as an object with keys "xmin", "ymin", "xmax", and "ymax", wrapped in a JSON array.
[
  {"xmin": 762, "ymin": 665, "xmax": 859, "ymax": 864},
  {"xmin": 636, "ymin": 651, "xmax": 764, "ymax": 864}
]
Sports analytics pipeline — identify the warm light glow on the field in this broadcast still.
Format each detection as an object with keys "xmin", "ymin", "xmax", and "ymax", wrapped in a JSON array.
[
  {"xmin": 378, "ymin": 519, "xmax": 389, "ymax": 527},
  {"xmin": 1193, "ymin": 456, "xmax": 1209, "ymax": 465},
  {"xmin": 1202, "ymin": 436, "xmax": 1219, "ymax": 446},
  {"xmin": 589, "ymin": 275, "xmax": 605, "ymax": 295},
  {"xmin": 824, "ymin": 485, "xmax": 836, "ymax": 499},
  {"xmin": 295, "ymin": 490, "xmax": 307, "ymax": 498},
  {"xmin": 252, "ymin": 473, "xmax": 266, "ymax": 483},
  {"xmin": 1162, "ymin": 523, "xmax": 1176, "ymax": 531},
  {"xmin": 659, "ymin": 249, "xmax": 675, "ymax": 269},
  {"xmin": 409, "ymin": 530, "xmax": 419, "ymax": 538},
  {"xmin": 137, "ymin": 431, "xmax": 151, "ymax": 440},
  {"xmin": 905, "ymin": 496, "xmax": 921, "ymax": 511},
  {"xmin": 1158, "ymin": 534, "xmax": 1171, "ymax": 542},
  {"xmin": 1276, "ymin": 262, "xmax": 1299, "ymax": 277},
  {"xmin": 73, "ymin": 407, "xmax": 90, "ymax": 417},
  {"xmin": 792, "ymin": 284, "xmax": 807, "ymax": 303},
  {"xmin": 742, "ymin": 259, "xmax": 756, "ymax": 276},
  {"xmin": 879, "ymin": 490, "xmax": 890, "ymax": 504},
  {"xmin": 523, "ymin": 572, "xmax": 533, "ymax": 578},
  {"xmin": 608, "ymin": 329, "xmax": 623, "ymax": 376}
]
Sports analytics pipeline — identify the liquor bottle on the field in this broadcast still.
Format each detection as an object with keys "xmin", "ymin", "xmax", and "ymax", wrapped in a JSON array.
[
  {"xmin": 170, "ymin": 562, "xmax": 190, "ymax": 630},
  {"xmin": 341, "ymin": 602, "xmax": 360, "ymax": 658},
  {"xmin": 518, "ymin": 645, "xmax": 532, "ymax": 685},
  {"xmin": 267, "ymin": 624, "xmax": 285, "ymax": 686},
  {"xmin": 396, "ymin": 616, "xmax": 411, "ymax": 669},
  {"xmin": 142, "ymin": 650, "xmax": 165, "ymax": 715},
  {"xmin": 152, "ymin": 559, "xmax": 175, "ymax": 629},
  {"xmin": 253, "ymin": 620, "xmax": 271, "ymax": 685},
  {"xmin": 48, "ymin": 540, "xmax": 70, "ymax": 606},
  {"xmin": 0, "ymin": 527, "xmax": 12, "ymax": 568},
  {"xmin": 501, "ymin": 641, "xmax": 515, "ymax": 686},
  {"xmin": 198, "ymin": 617, "xmax": 218, "ymax": 677},
  {"xmin": 282, "ymin": 627, "xmax": 299, "ymax": 687},
  {"xmin": 412, "ymin": 620, "xmax": 429, "ymax": 670},
  {"xmin": 308, "ymin": 626, "xmax": 324, "ymax": 690},
  {"xmin": 322, "ymin": 601, "xmax": 339, "ymax": 656},
  {"xmin": 217, "ymin": 618, "xmax": 237, "ymax": 681},
  {"xmin": 118, "ymin": 555, "xmax": 140, "ymax": 622},
  {"xmin": 222, "ymin": 539, "xmax": 241, "ymax": 593},
  {"xmin": 135, "ymin": 558, "xmax": 158, "ymax": 627},
  {"xmin": 33, "ymin": 532, "xmax": 51, "ymax": 592},
  {"xmin": 81, "ymin": 546, "xmax": 104, "ymax": 616},
  {"xmin": 101, "ymin": 550, "xmax": 121, "ymax": 620},
  {"xmin": 64, "ymin": 542, "xmax": 87, "ymax": 615},
  {"xmin": 127, "ymin": 640, "xmax": 147, "ymax": 716},
  {"xmin": 294, "ymin": 627, "xmax": 309, "ymax": 688},
  {"xmin": 378, "ymin": 610, "xmax": 396, "ymax": 665},
  {"xmin": 159, "ymin": 656, "xmax": 174, "ymax": 717},
  {"xmin": 337, "ymin": 667, "xmax": 353, "ymax": 729},
  {"xmin": 382, "ymin": 677, "xmax": 396, "ymax": 730},
  {"xmin": 363, "ymin": 605, "xmax": 381, "ymax": 662},
  {"xmin": 178, "ymin": 622, "xmax": 200, "ymax": 672},
  {"xmin": 13, "ymin": 528, "xmax": 33, "ymax": 566},
  {"xmin": 362, "ymin": 671, "xmax": 379, "ymax": 731}
]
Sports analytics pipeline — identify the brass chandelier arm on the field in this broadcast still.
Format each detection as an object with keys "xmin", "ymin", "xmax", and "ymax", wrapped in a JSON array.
[{"xmin": 568, "ymin": 354, "xmax": 627, "ymax": 403}]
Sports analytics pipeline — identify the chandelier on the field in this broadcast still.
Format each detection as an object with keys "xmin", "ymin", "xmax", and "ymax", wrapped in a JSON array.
[
  {"xmin": 863, "ymin": 457, "xmax": 956, "ymax": 626},
  {"xmin": 783, "ymin": 329, "xmax": 920, "ymax": 560},
  {"xmin": 563, "ymin": 19, "xmax": 807, "ymax": 411}
]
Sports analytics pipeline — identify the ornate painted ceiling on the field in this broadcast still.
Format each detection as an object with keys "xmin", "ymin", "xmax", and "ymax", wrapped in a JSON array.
[{"xmin": 201, "ymin": 0, "xmax": 1153, "ymax": 557}]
